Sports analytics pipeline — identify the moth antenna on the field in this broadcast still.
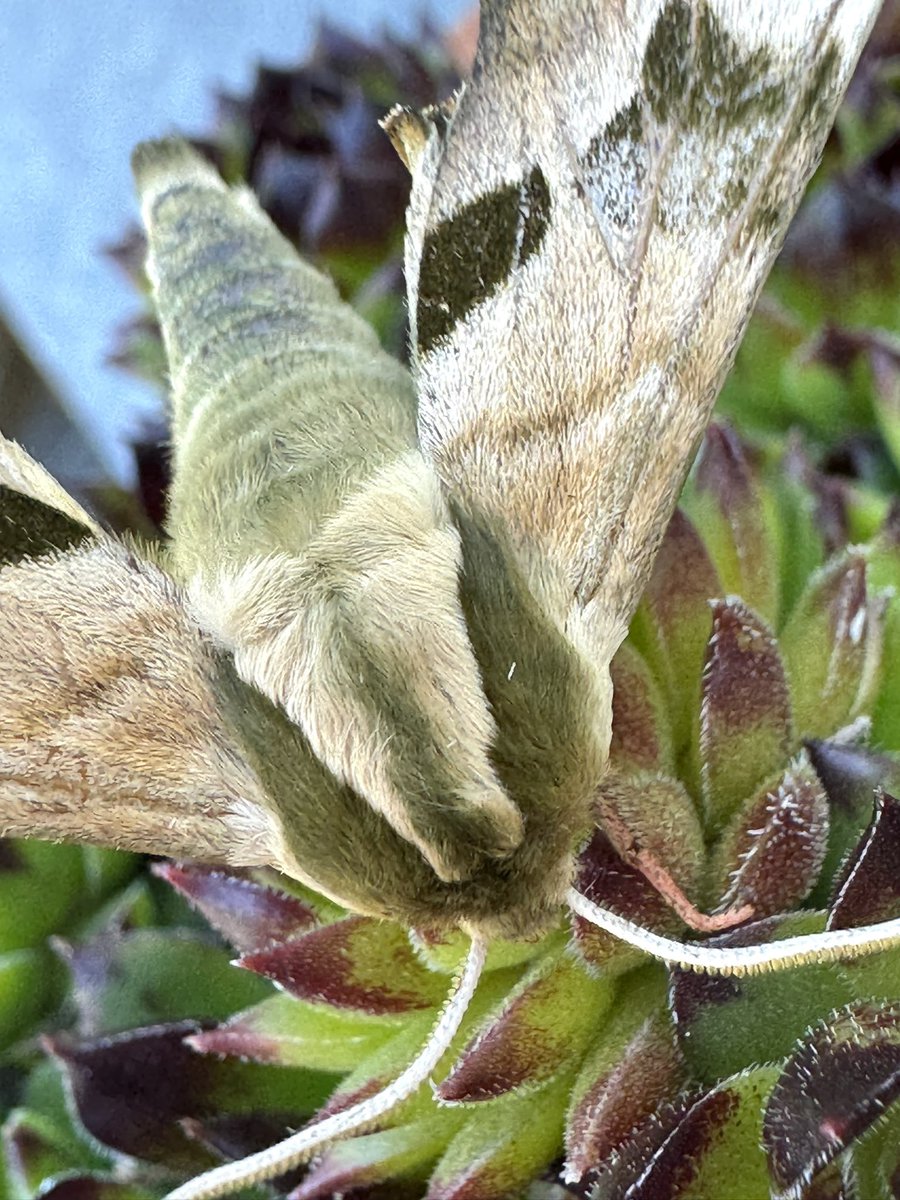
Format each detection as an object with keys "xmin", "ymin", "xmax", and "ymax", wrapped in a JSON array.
[
  {"xmin": 164, "ymin": 935, "xmax": 489, "ymax": 1200},
  {"xmin": 567, "ymin": 889, "xmax": 900, "ymax": 978}
]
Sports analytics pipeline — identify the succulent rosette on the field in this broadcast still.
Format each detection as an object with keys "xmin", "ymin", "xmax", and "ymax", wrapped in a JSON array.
[
  {"xmin": 5, "ymin": 422, "xmax": 900, "ymax": 1200},
  {"xmin": 3, "ymin": 10, "xmax": 900, "ymax": 1200}
]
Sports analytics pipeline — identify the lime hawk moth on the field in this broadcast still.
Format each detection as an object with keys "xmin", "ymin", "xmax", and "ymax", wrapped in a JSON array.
[{"xmin": 0, "ymin": 2, "xmax": 888, "ymax": 1197}]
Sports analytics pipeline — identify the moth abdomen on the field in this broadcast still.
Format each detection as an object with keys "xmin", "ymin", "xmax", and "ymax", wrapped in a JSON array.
[{"xmin": 135, "ymin": 139, "xmax": 539, "ymax": 887}]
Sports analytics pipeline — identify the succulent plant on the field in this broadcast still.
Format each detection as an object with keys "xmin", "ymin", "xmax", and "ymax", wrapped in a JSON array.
[
  {"xmin": 3, "ymin": 8, "xmax": 900, "ymax": 1200},
  {"xmin": 5, "ymin": 422, "xmax": 900, "ymax": 1200}
]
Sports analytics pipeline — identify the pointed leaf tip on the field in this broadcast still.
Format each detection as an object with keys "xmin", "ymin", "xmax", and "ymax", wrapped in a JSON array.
[
  {"xmin": 238, "ymin": 916, "xmax": 448, "ymax": 1014},
  {"xmin": 153, "ymin": 862, "xmax": 318, "ymax": 952}
]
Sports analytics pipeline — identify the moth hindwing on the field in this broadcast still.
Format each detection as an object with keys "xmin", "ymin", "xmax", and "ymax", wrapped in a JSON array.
[{"xmin": 0, "ymin": 2, "xmax": 890, "ymax": 1199}]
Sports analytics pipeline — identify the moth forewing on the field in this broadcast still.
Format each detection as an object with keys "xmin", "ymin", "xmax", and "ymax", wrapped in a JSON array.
[
  {"xmin": 405, "ymin": 0, "xmax": 883, "ymax": 663},
  {"xmin": 0, "ymin": 440, "xmax": 286, "ymax": 871}
]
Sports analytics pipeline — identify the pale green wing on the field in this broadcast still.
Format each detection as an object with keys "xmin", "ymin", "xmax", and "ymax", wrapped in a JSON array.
[
  {"xmin": 0, "ymin": 435, "xmax": 293, "ymax": 874},
  {"xmin": 402, "ymin": 0, "xmax": 881, "ymax": 669}
]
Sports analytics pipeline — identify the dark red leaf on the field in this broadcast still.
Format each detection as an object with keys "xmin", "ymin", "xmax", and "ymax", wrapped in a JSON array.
[
  {"xmin": 591, "ymin": 1088, "xmax": 738, "ymax": 1200},
  {"xmin": 829, "ymin": 791, "xmax": 900, "ymax": 930},
  {"xmin": 239, "ymin": 917, "xmax": 447, "ymax": 1014},
  {"xmin": 45, "ymin": 1023, "xmax": 215, "ymax": 1171},
  {"xmin": 154, "ymin": 862, "xmax": 318, "ymax": 952},
  {"xmin": 565, "ymin": 1008, "xmax": 685, "ymax": 1180},
  {"xmin": 700, "ymin": 599, "xmax": 792, "ymax": 832},
  {"xmin": 572, "ymin": 829, "xmax": 682, "ymax": 974},
  {"xmin": 714, "ymin": 760, "xmax": 829, "ymax": 920},
  {"xmin": 764, "ymin": 1000, "xmax": 900, "ymax": 1192}
]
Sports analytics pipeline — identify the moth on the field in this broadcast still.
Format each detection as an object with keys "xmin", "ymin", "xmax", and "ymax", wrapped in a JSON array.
[{"xmin": 0, "ymin": 1, "xmax": 891, "ymax": 1197}]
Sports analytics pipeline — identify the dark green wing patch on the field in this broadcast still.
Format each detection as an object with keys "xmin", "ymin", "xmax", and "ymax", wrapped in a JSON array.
[
  {"xmin": 417, "ymin": 164, "xmax": 551, "ymax": 356},
  {"xmin": 0, "ymin": 484, "xmax": 94, "ymax": 567}
]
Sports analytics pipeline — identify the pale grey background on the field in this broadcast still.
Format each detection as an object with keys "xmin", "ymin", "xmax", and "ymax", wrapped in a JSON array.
[{"xmin": 0, "ymin": 0, "xmax": 468, "ymax": 480}]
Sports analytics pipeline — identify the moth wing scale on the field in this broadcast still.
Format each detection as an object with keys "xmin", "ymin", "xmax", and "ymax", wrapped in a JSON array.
[
  {"xmin": 0, "ymin": 436, "xmax": 301, "ymax": 874},
  {"xmin": 405, "ymin": 0, "xmax": 883, "ymax": 670}
]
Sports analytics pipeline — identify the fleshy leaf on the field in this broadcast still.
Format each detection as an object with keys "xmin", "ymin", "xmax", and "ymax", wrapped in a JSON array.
[
  {"xmin": 47, "ymin": 1022, "xmax": 331, "ymax": 1174},
  {"xmin": 805, "ymin": 737, "xmax": 900, "ymax": 907},
  {"xmin": 0, "ymin": 842, "xmax": 85, "ymax": 951},
  {"xmin": 572, "ymin": 829, "xmax": 685, "ymax": 977},
  {"xmin": 780, "ymin": 553, "xmax": 886, "ymax": 740},
  {"xmin": 829, "ymin": 791, "xmax": 900, "ymax": 930},
  {"xmin": 55, "ymin": 928, "xmax": 270, "ymax": 1037},
  {"xmin": 239, "ymin": 916, "xmax": 449, "ymax": 1014},
  {"xmin": 828, "ymin": 791, "xmax": 900, "ymax": 1003},
  {"xmin": 0, "ymin": 947, "xmax": 63, "ymax": 1046},
  {"xmin": 291, "ymin": 1115, "xmax": 456, "ymax": 1200},
  {"xmin": 670, "ymin": 913, "xmax": 855, "ymax": 1083},
  {"xmin": 45, "ymin": 1022, "xmax": 219, "ymax": 1172},
  {"xmin": 2, "ymin": 1107, "xmax": 110, "ymax": 1195},
  {"xmin": 428, "ymin": 1073, "xmax": 572, "ymax": 1200},
  {"xmin": 710, "ymin": 757, "xmax": 829, "ymax": 920},
  {"xmin": 797, "ymin": 1160, "xmax": 853, "ymax": 1200},
  {"xmin": 594, "ymin": 774, "xmax": 705, "ymax": 916},
  {"xmin": 188, "ymin": 992, "xmax": 402, "ymax": 1072},
  {"xmin": 628, "ymin": 509, "xmax": 721, "ymax": 764},
  {"xmin": 847, "ymin": 1101, "xmax": 900, "ymax": 1200},
  {"xmin": 438, "ymin": 951, "xmax": 614, "ymax": 1102},
  {"xmin": 409, "ymin": 926, "xmax": 549, "ymax": 975},
  {"xmin": 564, "ymin": 969, "xmax": 682, "ymax": 1181},
  {"xmin": 700, "ymin": 598, "xmax": 792, "ymax": 833},
  {"xmin": 763, "ymin": 1000, "xmax": 900, "ymax": 1194},
  {"xmin": 592, "ymin": 1066, "xmax": 781, "ymax": 1200},
  {"xmin": 684, "ymin": 424, "xmax": 779, "ymax": 626},
  {"xmin": 321, "ymin": 966, "xmax": 522, "ymax": 1121},
  {"xmin": 153, "ymin": 862, "xmax": 318, "ymax": 952},
  {"xmin": 607, "ymin": 643, "xmax": 674, "ymax": 775}
]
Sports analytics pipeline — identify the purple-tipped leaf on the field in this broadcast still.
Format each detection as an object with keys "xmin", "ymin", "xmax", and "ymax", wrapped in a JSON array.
[
  {"xmin": 711, "ymin": 757, "xmax": 829, "ymax": 920},
  {"xmin": 239, "ymin": 915, "xmax": 448, "ymax": 1013},
  {"xmin": 686, "ymin": 424, "xmax": 779, "ymax": 625},
  {"xmin": 700, "ymin": 598, "xmax": 792, "ymax": 833},
  {"xmin": 437, "ymin": 952, "xmax": 613, "ymax": 1102},
  {"xmin": 154, "ymin": 862, "xmax": 319, "ymax": 952},
  {"xmin": 764, "ymin": 1000, "xmax": 900, "ymax": 1193}
]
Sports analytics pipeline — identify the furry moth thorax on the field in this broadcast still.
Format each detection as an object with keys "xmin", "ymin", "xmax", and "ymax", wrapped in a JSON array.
[{"xmin": 0, "ymin": 1, "xmax": 892, "ymax": 1196}]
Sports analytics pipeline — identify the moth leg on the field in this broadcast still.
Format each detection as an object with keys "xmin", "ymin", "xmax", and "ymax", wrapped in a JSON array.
[
  {"xmin": 597, "ymin": 803, "xmax": 753, "ymax": 933},
  {"xmin": 629, "ymin": 850, "xmax": 753, "ymax": 934},
  {"xmin": 164, "ymin": 936, "xmax": 488, "ymax": 1200},
  {"xmin": 567, "ymin": 889, "xmax": 900, "ymax": 977}
]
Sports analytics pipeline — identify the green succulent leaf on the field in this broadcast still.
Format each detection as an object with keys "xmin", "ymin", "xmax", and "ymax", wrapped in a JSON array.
[
  {"xmin": 780, "ymin": 552, "xmax": 886, "ymax": 740},
  {"xmin": 699, "ymin": 598, "xmax": 792, "ymax": 834},
  {"xmin": 670, "ymin": 913, "xmax": 856, "ymax": 1083},
  {"xmin": 291, "ymin": 1115, "xmax": 455, "ymax": 1200},
  {"xmin": 683, "ymin": 424, "xmax": 780, "ymax": 626},
  {"xmin": 591, "ymin": 1065, "xmax": 782, "ymax": 1200},
  {"xmin": 630, "ymin": 509, "xmax": 721, "ymax": 768},
  {"xmin": 709, "ymin": 755, "xmax": 829, "ymax": 920},
  {"xmin": 428, "ymin": 1072, "xmax": 573, "ymax": 1200},
  {"xmin": 239, "ymin": 916, "xmax": 450, "ymax": 1014},
  {"xmin": 437, "ymin": 951, "xmax": 614, "ymax": 1102},
  {"xmin": 188, "ymin": 991, "xmax": 402, "ymax": 1072},
  {"xmin": 564, "ymin": 969, "xmax": 683, "ymax": 1181},
  {"xmin": 152, "ymin": 862, "xmax": 319, "ymax": 952}
]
